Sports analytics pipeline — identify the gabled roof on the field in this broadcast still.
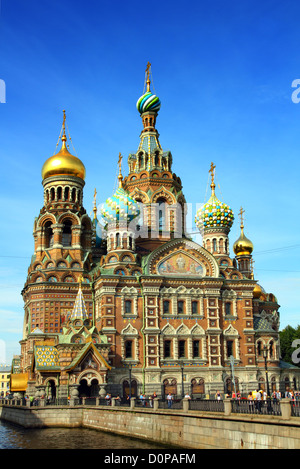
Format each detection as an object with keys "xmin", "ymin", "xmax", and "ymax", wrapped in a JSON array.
[{"xmin": 63, "ymin": 341, "xmax": 111, "ymax": 372}]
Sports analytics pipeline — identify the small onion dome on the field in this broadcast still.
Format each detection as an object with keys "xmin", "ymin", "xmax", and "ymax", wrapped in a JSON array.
[
  {"xmin": 136, "ymin": 91, "xmax": 161, "ymax": 114},
  {"xmin": 100, "ymin": 187, "xmax": 140, "ymax": 224},
  {"xmin": 195, "ymin": 193, "xmax": 234, "ymax": 232},
  {"xmin": 253, "ymin": 283, "xmax": 266, "ymax": 299},
  {"xmin": 233, "ymin": 229, "xmax": 253, "ymax": 256},
  {"xmin": 42, "ymin": 134, "xmax": 85, "ymax": 181}
]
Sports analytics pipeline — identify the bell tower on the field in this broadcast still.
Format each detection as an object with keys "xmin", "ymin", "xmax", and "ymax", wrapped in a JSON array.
[
  {"xmin": 123, "ymin": 63, "xmax": 187, "ymax": 252},
  {"xmin": 22, "ymin": 111, "xmax": 94, "ymax": 337}
]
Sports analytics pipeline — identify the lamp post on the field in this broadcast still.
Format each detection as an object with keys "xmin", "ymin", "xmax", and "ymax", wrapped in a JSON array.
[
  {"xmin": 128, "ymin": 362, "xmax": 133, "ymax": 399},
  {"xmin": 180, "ymin": 361, "xmax": 185, "ymax": 398},
  {"xmin": 263, "ymin": 345, "xmax": 271, "ymax": 397}
]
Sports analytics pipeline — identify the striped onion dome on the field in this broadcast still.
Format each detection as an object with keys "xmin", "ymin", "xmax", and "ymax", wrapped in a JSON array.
[
  {"xmin": 100, "ymin": 187, "xmax": 140, "ymax": 224},
  {"xmin": 195, "ymin": 193, "xmax": 234, "ymax": 232},
  {"xmin": 136, "ymin": 91, "xmax": 161, "ymax": 114}
]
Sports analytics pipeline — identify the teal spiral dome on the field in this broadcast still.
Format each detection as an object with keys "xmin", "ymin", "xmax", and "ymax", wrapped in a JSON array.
[
  {"xmin": 136, "ymin": 91, "xmax": 161, "ymax": 114},
  {"xmin": 195, "ymin": 193, "xmax": 234, "ymax": 232},
  {"xmin": 101, "ymin": 187, "xmax": 140, "ymax": 224}
]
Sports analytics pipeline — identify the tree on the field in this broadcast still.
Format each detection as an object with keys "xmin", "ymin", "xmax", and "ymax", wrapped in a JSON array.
[{"xmin": 279, "ymin": 325, "xmax": 300, "ymax": 367}]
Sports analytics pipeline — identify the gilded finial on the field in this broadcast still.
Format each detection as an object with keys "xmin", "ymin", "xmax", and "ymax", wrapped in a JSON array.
[
  {"xmin": 78, "ymin": 275, "xmax": 84, "ymax": 287},
  {"xmin": 93, "ymin": 188, "xmax": 97, "ymax": 220},
  {"xmin": 209, "ymin": 162, "xmax": 216, "ymax": 195},
  {"xmin": 146, "ymin": 62, "xmax": 151, "ymax": 92},
  {"xmin": 61, "ymin": 109, "xmax": 67, "ymax": 143},
  {"xmin": 118, "ymin": 152, "xmax": 123, "ymax": 187}
]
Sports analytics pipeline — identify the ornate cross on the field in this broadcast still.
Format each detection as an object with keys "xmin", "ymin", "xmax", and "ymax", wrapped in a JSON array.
[{"xmin": 239, "ymin": 207, "xmax": 245, "ymax": 227}]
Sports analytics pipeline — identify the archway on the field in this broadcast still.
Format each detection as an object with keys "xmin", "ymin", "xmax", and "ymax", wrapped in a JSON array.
[
  {"xmin": 163, "ymin": 378, "xmax": 177, "ymax": 398},
  {"xmin": 78, "ymin": 378, "xmax": 100, "ymax": 398},
  {"xmin": 123, "ymin": 379, "xmax": 137, "ymax": 398}
]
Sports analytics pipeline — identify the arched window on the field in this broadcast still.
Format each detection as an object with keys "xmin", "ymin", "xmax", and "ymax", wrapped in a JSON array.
[
  {"xmin": 57, "ymin": 187, "xmax": 62, "ymax": 200},
  {"xmin": 157, "ymin": 197, "xmax": 167, "ymax": 233},
  {"xmin": 44, "ymin": 221, "xmax": 54, "ymax": 248},
  {"xmin": 62, "ymin": 220, "xmax": 72, "ymax": 246}
]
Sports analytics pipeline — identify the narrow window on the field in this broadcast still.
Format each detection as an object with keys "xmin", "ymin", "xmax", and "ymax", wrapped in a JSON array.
[
  {"xmin": 125, "ymin": 340, "xmax": 133, "ymax": 358},
  {"xmin": 192, "ymin": 301, "xmax": 198, "ymax": 315},
  {"xmin": 227, "ymin": 340, "xmax": 233, "ymax": 358},
  {"xmin": 125, "ymin": 300, "xmax": 132, "ymax": 314},
  {"xmin": 178, "ymin": 340, "xmax": 186, "ymax": 358},
  {"xmin": 164, "ymin": 340, "xmax": 171, "ymax": 358},
  {"xmin": 178, "ymin": 300, "xmax": 184, "ymax": 315},
  {"xmin": 193, "ymin": 340, "xmax": 200, "ymax": 358},
  {"xmin": 163, "ymin": 300, "xmax": 170, "ymax": 314},
  {"xmin": 225, "ymin": 302, "xmax": 231, "ymax": 316}
]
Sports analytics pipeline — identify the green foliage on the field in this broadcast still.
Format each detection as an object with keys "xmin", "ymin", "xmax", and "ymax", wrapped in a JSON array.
[{"xmin": 279, "ymin": 325, "xmax": 300, "ymax": 367}]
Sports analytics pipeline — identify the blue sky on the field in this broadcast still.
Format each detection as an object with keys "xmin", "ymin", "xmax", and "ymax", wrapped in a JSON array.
[{"xmin": 0, "ymin": 0, "xmax": 300, "ymax": 364}]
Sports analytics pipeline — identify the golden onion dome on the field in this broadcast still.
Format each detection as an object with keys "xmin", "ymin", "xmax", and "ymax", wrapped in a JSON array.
[
  {"xmin": 41, "ymin": 111, "xmax": 85, "ymax": 181},
  {"xmin": 233, "ymin": 228, "xmax": 254, "ymax": 256},
  {"xmin": 253, "ymin": 283, "xmax": 266, "ymax": 300},
  {"xmin": 233, "ymin": 206, "xmax": 253, "ymax": 256}
]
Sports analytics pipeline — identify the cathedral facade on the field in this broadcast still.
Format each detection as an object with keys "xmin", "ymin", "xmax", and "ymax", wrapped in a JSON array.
[{"xmin": 10, "ymin": 66, "xmax": 300, "ymax": 400}]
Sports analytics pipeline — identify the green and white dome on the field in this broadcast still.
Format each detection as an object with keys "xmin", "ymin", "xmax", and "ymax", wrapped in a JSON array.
[
  {"xmin": 195, "ymin": 193, "xmax": 234, "ymax": 232},
  {"xmin": 101, "ymin": 187, "xmax": 140, "ymax": 224}
]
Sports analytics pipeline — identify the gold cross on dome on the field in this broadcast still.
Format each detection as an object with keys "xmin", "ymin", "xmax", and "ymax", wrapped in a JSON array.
[
  {"xmin": 239, "ymin": 207, "xmax": 245, "ymax": 227},
  {"xmin": 118, "ymin": 152, "xmax": 123, "ymax": 171},
  {"xmin": 145, "ymin": 62, "xmax": 151, "ymax": 80},
  {"xmin": 145, "ymin": 62, "xmax": 151, "ymax": 92},
  {"xmin": 209, "ymin": 162, "xmax": 216, "ymax": 183}
]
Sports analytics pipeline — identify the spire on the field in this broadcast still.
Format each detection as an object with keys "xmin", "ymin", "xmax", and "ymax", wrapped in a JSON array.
[
  {"xmin": 58, "ymin": 109, "xmax": 69, "ymax": 152},
  {"xmin": 145, "ymin": 61, "xmax": 151, "ymax": 92},
  {"xmin": 93, "ymin": 188, "xmax": 97, "ymax": 220},
  {"xmin": 70, "ymin": 277, "xmax": 88, "ymax": 322},
  {"xmin": 118, "ymin": 152, "xmax": 123, "ymax": 188}
]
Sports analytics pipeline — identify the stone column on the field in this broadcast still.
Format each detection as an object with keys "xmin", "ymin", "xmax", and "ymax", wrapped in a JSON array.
[
  {"xmin": 183, "ymin": 398, "xmax": 190, "ymax": 412},
  {"xmin": 280, "ymin": 398, "xmax": 291, "ymax": 420},
  {"xmin": 130, "ymin": 397, "xmax": 136, "ymax": 409},
  {"xmin": 224, "ymin": 398, "xmax": 232, "ymax": 416}
]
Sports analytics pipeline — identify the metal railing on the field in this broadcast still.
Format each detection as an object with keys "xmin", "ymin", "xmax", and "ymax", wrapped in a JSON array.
[{"xmin": 231, "ymin": 399, "xmax": 281, "ymax": 416}]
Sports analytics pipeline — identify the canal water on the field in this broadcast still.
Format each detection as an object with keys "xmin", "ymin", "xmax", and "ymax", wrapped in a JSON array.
[{"xmin": 0, "ymin": 420, "xmax": 171, "ymax": 450}]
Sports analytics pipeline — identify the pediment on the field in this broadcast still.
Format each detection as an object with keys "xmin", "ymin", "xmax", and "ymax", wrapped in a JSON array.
[{"xmin": 144, "ymin": 239, "xmax": 219, "ymax": 278}]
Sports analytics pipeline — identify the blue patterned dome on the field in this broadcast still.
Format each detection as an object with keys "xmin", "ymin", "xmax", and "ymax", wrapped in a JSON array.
[
  {"xmin": 195, "ymin": 193, "xmax": 234, "ymax": 232},
  {"xmin": 136, "ymin": 91, "xmax": 161, "ymax": 114},
  {"xmin": 101, "ymin": 187, "xmax": 140, "ymax": 224}
]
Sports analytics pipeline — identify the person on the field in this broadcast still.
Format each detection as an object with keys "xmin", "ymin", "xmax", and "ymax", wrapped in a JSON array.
[
  {"xmin": 167, "ymin": 392, "xmax": 173, "ymax": 408},
  {"xmin": 248, "ymin": 391, "xmax": 254, "ymax": 413},
  {"xmin": 150, "ymin": 391, "xmax": 157, "ymax": 408},
  {"xmin": 184, "ymin": 393, "xmax": 191, "ymax": 400},
  {"xmin": 139, "ymin": 393, "xmax": 146, "ymax": 407},
  {"xmin": 255, "ymin": 389, "xmax": 262, "ymax": 413},
  {"xmin": 215, "ymin": 391, "xmax": 222, "ymax": 401},
  {"xmin": 115, "ymin": 394, "xmax": 121, "ymax": 406},
  {"xmin": 105, "ymin": 393, "xmax": 111, "ymax": 405}
]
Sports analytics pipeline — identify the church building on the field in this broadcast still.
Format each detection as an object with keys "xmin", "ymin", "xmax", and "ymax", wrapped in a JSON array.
[{"xmin": 10, "ymin": 65, "xmax": 300, "ymax": 400}]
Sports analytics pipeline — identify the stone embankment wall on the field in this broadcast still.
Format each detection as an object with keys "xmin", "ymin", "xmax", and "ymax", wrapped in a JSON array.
[{"xmin": 1, "ymin": 404, "xmax": 300, "ymax": 449}]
